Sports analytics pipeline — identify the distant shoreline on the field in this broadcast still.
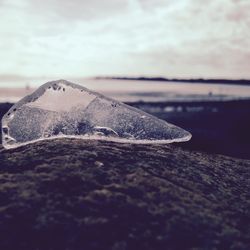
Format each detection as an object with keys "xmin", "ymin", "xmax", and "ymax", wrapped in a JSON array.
[{"xmin": 96, "ymin": 77, "xmax": 250, "ymax": 85}]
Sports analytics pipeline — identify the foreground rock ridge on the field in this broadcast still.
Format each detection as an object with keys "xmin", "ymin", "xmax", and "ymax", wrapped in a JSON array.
[{"xmin": 0, "ymin": 139, "xmax": 249, "ymax": 250}]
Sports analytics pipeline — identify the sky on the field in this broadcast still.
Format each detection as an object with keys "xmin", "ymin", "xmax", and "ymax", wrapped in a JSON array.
[{"xmin": 0, "ymin": 0, "xmax": 250, "ymax": 81}]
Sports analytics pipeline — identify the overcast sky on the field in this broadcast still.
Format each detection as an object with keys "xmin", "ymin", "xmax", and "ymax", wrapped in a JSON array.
[{"xmin": 0, "ymin": 0, "xmax": 250, "ymax": 80}]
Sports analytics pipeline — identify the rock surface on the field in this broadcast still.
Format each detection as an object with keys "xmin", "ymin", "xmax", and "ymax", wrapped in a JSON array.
[{"xmin": 0, "ymin": 139, "xmax": 249, "ymax": 250}]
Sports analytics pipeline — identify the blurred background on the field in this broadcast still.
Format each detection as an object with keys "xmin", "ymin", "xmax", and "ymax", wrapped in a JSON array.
[{"xmin": 0, "ymin": 0, "xmax": 250, "ymax": 158}]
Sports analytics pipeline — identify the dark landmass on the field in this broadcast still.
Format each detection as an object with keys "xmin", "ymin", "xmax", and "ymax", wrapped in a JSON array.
[
  {"xmin": 0, "ymin": 138, "xmax": 250, "ymax": 250},
  {"xmin": 0, "ymin": 103, "xmax": 12, "ymax": 122},
  {"xmin": 96, "ymin": 76, "xmax": 250, "ymax": 85}
]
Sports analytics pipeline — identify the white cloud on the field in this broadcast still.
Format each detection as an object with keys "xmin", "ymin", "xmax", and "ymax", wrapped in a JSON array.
[{"xmin": 0, "ymin": 0, "xmax": 250, "ymax": 79}]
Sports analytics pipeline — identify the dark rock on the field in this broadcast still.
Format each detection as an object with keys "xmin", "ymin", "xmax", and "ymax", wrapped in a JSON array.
[{"xmin": 0, "ymin": 139, "xmax": 249, "ymax": 250}]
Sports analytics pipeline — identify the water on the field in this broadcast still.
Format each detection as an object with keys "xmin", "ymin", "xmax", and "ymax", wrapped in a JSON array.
[{"xmin": 0, "ymin": 78, "xmax": 250, "ymax": 103}]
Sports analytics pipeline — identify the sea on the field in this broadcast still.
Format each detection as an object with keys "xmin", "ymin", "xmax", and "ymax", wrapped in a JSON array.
[{"xmin": 0, "ymin": 78, "xmax": 250, "ymax": 103}]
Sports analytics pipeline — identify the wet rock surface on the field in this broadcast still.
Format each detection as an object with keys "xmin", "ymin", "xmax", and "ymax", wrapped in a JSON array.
[{"xmin": 0, "ymin": 139, "xmax": 249, "ymax": 250}]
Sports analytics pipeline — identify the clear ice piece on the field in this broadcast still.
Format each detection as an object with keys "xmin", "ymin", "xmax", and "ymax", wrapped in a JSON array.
[{"xmin": 1, "ymin": 80, "xmax": 191, "ymax": 149}]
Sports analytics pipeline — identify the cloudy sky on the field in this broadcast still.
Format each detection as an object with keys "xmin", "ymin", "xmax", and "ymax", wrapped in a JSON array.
[{"xmin": 0, "ymin": 0, "xmax": 250, "ymax": 80}]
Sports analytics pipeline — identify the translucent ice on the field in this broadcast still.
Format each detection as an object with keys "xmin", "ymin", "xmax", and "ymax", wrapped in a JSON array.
[{"xmin": 1, "ymin": 80, "xmax": 191, "ymax": 149}]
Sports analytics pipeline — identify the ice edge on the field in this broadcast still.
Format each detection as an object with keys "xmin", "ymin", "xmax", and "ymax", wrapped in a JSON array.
[{"xmin": 2, "ymin": 132, "xmax": 192, "ymax": 150}]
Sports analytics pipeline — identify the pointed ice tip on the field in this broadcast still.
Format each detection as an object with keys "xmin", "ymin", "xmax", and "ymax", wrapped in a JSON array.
[
  {"xmin": 1, "ymin": 80, "xmax": 192, "ymax": 149},
  {"xmin": 182, "ymin": 131, "xmax": 192, "ymax": 142}
]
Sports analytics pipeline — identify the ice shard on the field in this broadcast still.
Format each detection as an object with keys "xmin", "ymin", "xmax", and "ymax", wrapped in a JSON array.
[{"xmin": 1, "ymin": 80, "xmax": 191, "ymax": 149}]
